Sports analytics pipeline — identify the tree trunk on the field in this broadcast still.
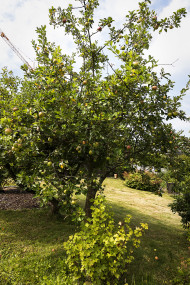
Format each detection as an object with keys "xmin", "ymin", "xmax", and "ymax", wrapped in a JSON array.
[
  {"xmin": 50, "ymin": 198, "xmax": 61, "ymax": 216},
  {"xmin": 84, "ymin": 187, "xmax": 97, "ymax": 218}
]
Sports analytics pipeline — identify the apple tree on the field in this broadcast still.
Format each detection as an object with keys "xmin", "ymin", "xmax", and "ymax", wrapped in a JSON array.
[
  {"xmin": 1, "ymin": 0, "xmax": 189, "ymax": 218},
  {"xmin": 47, "ymin": 0, "xmax": 188, "ymax": 216},
  {"xmin": 0, "ymin": 68, "xmax": 26, "ymax": 189}
]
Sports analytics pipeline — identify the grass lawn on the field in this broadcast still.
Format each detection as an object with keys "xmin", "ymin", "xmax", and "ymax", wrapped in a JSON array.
[{"xmin": 0, "ymin": 178, "xmax": 189, "ymax": 284}]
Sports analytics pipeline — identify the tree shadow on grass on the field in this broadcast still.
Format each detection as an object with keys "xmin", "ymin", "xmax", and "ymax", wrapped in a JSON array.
[
  {"xmin": 0, "ymin": 208, "xmax": 76, "ymax": 245},
  {"xmin": 107, "ymin": 201, "xmax": 189, "ymax": 284}
]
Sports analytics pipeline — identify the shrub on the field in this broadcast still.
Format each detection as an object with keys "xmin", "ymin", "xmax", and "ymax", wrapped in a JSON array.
[
  {"xmin": 170, "ymin": 191, "xmax": 190, "ymax": 229},
  {"xmin": 170, "ymin": 175, "xmax": 190, "ymax": 228},
  {"xmin": 63, "ymin": 195, "xmax": 148, "ymax": 285},
  {"xmin": 125, "ymin": 171, "xmax": 162, "ymax": 194}
]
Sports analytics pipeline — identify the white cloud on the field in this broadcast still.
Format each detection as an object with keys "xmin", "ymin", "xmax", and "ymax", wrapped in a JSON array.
[
  {"xmin": 149, "ymin": 0, "xmax": 190, "ymax": 77},
  {"xmin": 96, "ymin": 0, "xmax": 139, "ymax": 22}
]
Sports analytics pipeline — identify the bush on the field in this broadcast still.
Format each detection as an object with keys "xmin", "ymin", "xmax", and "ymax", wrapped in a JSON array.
[
  {"xmin": 125, "ymin": 171, "xmax": 162, "ymax": 194},
  {"xmin": 170, "ymin": 175, "xmax": 190, "ymax": 228},
  {"xmin": 170, "ymin": 192, "xmax": 190, "ymax": 229},
  {"xmin": 63, "ymin": 195, "xmax": 148, "ymax": 285}
]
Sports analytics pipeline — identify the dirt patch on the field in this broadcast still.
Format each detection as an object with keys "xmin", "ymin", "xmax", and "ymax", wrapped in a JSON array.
[{"xmin": 0, "ymin": 187, "xmax": 40, "ymax": 210}]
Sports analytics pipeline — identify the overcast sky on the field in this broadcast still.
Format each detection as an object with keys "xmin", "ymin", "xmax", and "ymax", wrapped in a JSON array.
[{"xmin": 0, "ymin": 0, "xmax": 190, "ymax": 137}]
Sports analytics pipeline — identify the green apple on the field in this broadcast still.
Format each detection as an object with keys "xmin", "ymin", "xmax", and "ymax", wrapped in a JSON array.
[
  {"xmin": 39, "ymin": 111, "xmax": 44, "ymax": 118},
  {"xmin": 93, "ymin": 142, "xmax": 99, "ymax": 148},
  {"xmin": 82, "ymin": 80, "xmax": 87, "ymax": 85},
  {"xmin": 5, "ymin": 128, "xmax": 12, "ymax": 135},
  {"xmin": 173, "ymin": 111, "xmax": 178, "ymax": 117},
  {"xmin": 133, "ymin": 61, "xmax": 139, "ymax": 67}
]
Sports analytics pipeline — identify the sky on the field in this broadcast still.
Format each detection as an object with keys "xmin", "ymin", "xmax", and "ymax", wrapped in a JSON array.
[{"xmin": 0, "ymin": 0, "xmax": 190, "ymax": 137}]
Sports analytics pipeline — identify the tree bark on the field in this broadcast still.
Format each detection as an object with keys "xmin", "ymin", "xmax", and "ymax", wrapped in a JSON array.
[
  {"xmin": 84, "ymin": 186, "xmax": 97, "ymax": 218},
  {"xmin": 50, "ymin": 198, "xmax": 61, "ymax": 216}
]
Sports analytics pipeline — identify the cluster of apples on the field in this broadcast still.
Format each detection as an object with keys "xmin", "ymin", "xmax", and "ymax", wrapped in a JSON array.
[{"xmin": 11, "ymin": 139, "xmax": 23, "ymax": 152}]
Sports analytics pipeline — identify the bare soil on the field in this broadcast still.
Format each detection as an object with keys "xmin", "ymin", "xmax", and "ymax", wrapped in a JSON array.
[{"xmin": 0, "ymin": 186, "xmax": 40, "ymax": 210}]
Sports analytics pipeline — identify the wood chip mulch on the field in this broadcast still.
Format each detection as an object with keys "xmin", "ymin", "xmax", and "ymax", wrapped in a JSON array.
[{"xmin": 0, "ymin": 186, "xmax": 41, "ymax": 210}]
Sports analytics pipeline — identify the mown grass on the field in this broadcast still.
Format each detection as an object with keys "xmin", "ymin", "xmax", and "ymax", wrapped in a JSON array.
[
  {"xmin": 0, "ymin": 178, "xmax": 189, "ymax": 284},
  {"xmin": 103, "ymin": 178, "xmax": 189, "ymax": 284}
]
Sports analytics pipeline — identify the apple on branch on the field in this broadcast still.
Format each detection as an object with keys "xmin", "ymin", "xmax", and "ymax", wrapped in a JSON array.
[
  {"xmin": 82, "ymin": 80, "xmax": 87, "ymax": 85},
  {"xmin": 132, "ymin": 61, "xmax": 139, "ymax": 67},
  {"xmin": 5, "ymin": 128, "xmax": 12, "ymax": 135},
  {"xmin": 152, "ymin": 85, "xmax": 158, "ymax": 91},
  {"xmin": 62, "ymin": 18, "xmax": 67, "ymax": 23}
]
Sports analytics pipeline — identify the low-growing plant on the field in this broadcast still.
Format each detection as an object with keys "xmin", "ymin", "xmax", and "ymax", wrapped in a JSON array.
[
  {"xmin": 63, "ymin": 195, "xmax": 148, "ymax": 285},
  {"xmin": 125, "ymin": 171, "xmax": 162, "ymax": 195},
  {"xmin": 170, "ymin": 258, "xmax": 190, "ymax": 285},
  {"xmin": 168, "ymin": 232, "xmax": 190, "ymax": 285}
]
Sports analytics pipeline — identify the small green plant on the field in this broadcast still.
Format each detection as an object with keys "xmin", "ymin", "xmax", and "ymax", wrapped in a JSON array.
[
  {"xmin": 169, "ymin": 231, "xmax": 190, "ymax": 285},
  {"xmin": 63, "ymin": 195, "xmax": 148, "ymax": 285},
  {"xmin": 170, "ymin": 258, "xmax": 190, "ymax": 285},
  {"xmin": 125, "ymin": 171, "xmax": 162, "ymax": 195}
]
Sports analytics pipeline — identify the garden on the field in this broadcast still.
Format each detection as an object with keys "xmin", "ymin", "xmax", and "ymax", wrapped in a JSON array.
[{"xmin": 0, "ymin": 0, "xmax": 190, "ymax": 283}]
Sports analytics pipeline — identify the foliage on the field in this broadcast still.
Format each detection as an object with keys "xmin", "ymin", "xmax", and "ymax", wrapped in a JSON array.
[
  {"xmin": 125, "ymin": 171, "xmax": 162, "ymax": 194},
  {"xmin": 63, "ymin": 195, "xmax": 148, "ymax": 285},
  {"xmin": 168, "ymin": 154, "xmax": 190, "ymax": 228},
  {"xmin": 170, "ymin": 190, "xmax": 190, "ymax": 229},
  {"xmin": 0, "ymin": 0, "xmax": 189, "ymax": 217}
]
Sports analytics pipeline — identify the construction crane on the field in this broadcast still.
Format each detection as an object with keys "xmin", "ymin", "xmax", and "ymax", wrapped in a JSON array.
[{"xmin": 0, "ymin": 28, "xmax": 33, "ymax": 71}]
